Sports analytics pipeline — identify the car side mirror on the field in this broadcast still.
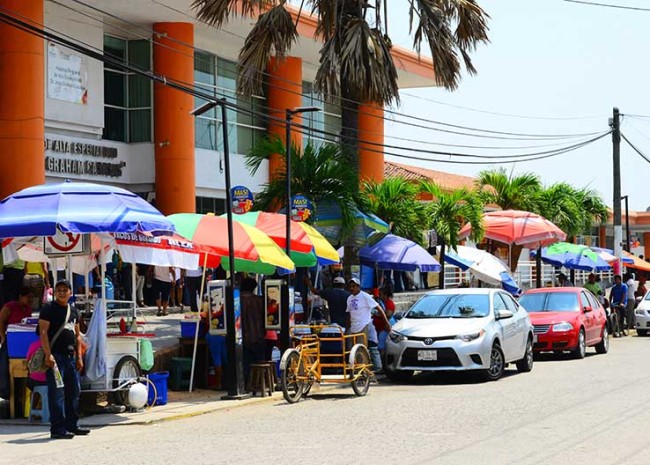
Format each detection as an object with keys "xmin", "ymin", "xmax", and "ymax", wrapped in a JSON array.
[
  {"xmin": 394, "ymin": 312, "xmax": 404, "ymax": 321},
  {"xmin": 496, "ymin": 309, "xmax": 514, "ymax": 320},
  {"xmin": 583, "ymin": 306, "xmax": 593, "ymax": 313}
]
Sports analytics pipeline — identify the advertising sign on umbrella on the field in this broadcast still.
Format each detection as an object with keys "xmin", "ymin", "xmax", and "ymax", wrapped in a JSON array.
[
  {"xmin": 290, "ymin": 195, "xmax": 313, "ymax": 222},
  {"xmin": 231, "ymin": 185, "xmax": 253, "ymax": 215}
]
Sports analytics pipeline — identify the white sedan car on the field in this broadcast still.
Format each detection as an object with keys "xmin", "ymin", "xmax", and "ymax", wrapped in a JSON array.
[
  {"xmin": 635, "ymin": 291, "xmax": 650, "ymax": 336},
  {"xmin": 386, "ymin": 288, "xmax": 534, "ymax": 382}
]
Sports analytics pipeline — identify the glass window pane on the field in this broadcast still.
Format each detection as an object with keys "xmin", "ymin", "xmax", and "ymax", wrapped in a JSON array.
[
  {"xmin": 129, "ymin": 74, "xmax": 151, "ymax": 107},
  {"xmin": 128, "ymin": 40, "xmax": 151, "ymax": 69},
  {"xmin": 217, "ymin": 59, "xmax": 237, "ymax": 93},
  {"xmin": 104, "ymin": 36, "xmax": 126, "ymax": 68},
  {"xmin": 104, "ymin": 107, "xmax": 127, "ymax": 142},
  {"xmin": 105, "ymin": 71, "xmax": 126, "ymax": 107},
  {"xmin": 195, "ymin": 117, "xmax": 217, "ymax": 150},
  {"xmin": 195, "ymin": 52, "xmax": 216, "ymax": 86},
  {"xmin": 129, "ymin": 109, "xmax": 151, "ymax": 143}
]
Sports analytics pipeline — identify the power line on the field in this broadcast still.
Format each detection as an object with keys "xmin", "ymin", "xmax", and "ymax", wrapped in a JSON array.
[
  {"xmin": 621, "ymin": 132, "xmax": 650, "ymax": 164},
  {"xmin": 47, "ymin": 0, "xmax": 607, "ymax": 144},
  {"xmin": 562, "ymin": 0, "xmax": 650, "ymax": 12},
  {"xmin": 0, "ymin": 6, "xmax": 610, "ymax": 168}
]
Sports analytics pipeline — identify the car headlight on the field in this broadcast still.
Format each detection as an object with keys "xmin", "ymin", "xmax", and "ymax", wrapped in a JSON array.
[
  {"xmin": 388, "ymin": 331, "xmax": 407, "ymax": 343},
  {"xmin": 455, "ymin": 330, "xmax": 485, "ymax": 342},
  {"xmin": 552, "ymin": 322, "xmax": 573, "ymax": 332}
]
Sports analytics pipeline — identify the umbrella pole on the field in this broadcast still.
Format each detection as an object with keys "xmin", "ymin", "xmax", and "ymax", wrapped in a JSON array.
[
  {"xmin": 131, "ymin": 262, "xmax": 136, "ymax": 321},
  {"xmin": 536, "ymin": 246, "xmax": 542, "ymax": 288},
  {"xmin": 189, "ymin": 252, "xmax": 209, "ymax": 393}
]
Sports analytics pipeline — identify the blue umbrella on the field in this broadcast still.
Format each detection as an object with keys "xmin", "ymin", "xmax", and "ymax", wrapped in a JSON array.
[
  {"xmin": 311, "ymin": 201, "xmax": 389, "ymax": 247},
  {"xmin": 339, "ymin": 234, "xmax": 441, "ymax": 272},
  {"xmin": 0, "ymin": 181, "xmax": 174, "ymax": 237}
]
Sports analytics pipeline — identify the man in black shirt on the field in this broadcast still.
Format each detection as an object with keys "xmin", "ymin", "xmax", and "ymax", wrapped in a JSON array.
[
  {"xmin": 304, "ymin": 276, "xmax": 350, "ymax": 327},
  {"xmin": 38, "ymin": 280, "xmax": 90, "ymax": 440}
]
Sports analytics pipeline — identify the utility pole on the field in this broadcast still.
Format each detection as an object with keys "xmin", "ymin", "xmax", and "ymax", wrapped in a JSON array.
[{"xmin": 611, "ymin": 107, "xmax": 623, "ymax": 272}]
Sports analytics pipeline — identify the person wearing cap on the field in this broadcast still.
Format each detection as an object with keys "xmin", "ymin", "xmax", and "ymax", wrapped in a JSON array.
[
  {"xmin": 38, "ymin": 280, "xmax": 90, "ymax": 440},
  {"xmin": 303, "ymin": 275, "xmax": 350, "ymax": 326},
  {"xmin": 346, "ymin": 277, "xmax": 390, "ymax": 371}
]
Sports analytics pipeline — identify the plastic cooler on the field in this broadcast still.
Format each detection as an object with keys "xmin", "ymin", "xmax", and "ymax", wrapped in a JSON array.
[
  {"xmin": 180, "ymin": 320, "xmax": 206, "ymax": 338},
  {"xmin": 6, "ymin": 325, "xmax": 39, "ymax": 358},
  {"xmin": 319, "ymin": 325, "xmax": 344, "ymax": 373},
  {"xmin": 147, "ymin": 372, "xmax": 169, "ymax": 406}
]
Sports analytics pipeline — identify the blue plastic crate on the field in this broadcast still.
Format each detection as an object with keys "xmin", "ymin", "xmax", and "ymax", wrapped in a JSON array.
[
  {"xmin": 180, "ymin": 320, "xmax": 206, "ymax": 338},
  {"xmin": 7, "ymin": 330, "xmax": 39, "ymax": 358},
  {"xmin": 147, "ymin": 371, "xmax": 169, "ymax": 406}
]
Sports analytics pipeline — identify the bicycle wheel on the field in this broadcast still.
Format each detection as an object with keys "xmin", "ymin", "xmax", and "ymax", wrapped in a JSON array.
[
  {"xmin": 611, "ymin": 312, "xmax": 620, "ymax": 337},
  {"xmin": 349, "ymin": 344, "xmax": 372, "ymax": 397},
  {"xmin": 619, "ymin": 308, "xmax": 629, "ymax": 336},
  {"xmin": 281, "ymin": 350, "xmax": 304, "ymax": 404}
]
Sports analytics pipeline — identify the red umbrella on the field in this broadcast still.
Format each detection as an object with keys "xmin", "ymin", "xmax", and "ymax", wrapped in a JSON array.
[{"xmin": 459, "ymin": 210, "xmax": 566, "ymax": 248}]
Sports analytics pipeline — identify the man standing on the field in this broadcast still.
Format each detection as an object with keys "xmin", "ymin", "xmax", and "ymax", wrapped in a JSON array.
[
  {"xmin": 150, "ymin": 265, "xmax": 173, "ymax": 316},
  {"xmin": 345, "ymin": 278, "xmax": 389, "ymax": 371},
  {"xmin": 625, "ymin": 273, "xmax": 638, "ymax": 330},
  {"xmin": 584, "ymin": 273, "xmax": 603, "ymax": 303},
  {"xmin": 38, "ymin": 280, "xmax": 89, "ymax": 440},
  {"xmin": 304, "ymin": 276, "xmax": 350, "ymax": 326}
]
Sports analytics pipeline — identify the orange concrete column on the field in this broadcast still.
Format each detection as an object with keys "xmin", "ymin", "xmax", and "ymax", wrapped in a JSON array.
[
  {"xmin": 599, "ymin": 225, "xmax": 607, "ymax": 249},
  {"xmin": 644, "ymin": 232, "xmax": 650, "ymax": 259},
  {"xmin": 0, "ymin": 0, "xmax": 45, "ymax": 198},
  {"xmin": 358, "ymin": 103, "xmax": 384, "ymax": 184},
  {"xmin": 266, "ymin": 57, "xmax": 302, "ymax": 182},
  {"xmin": 153, "ymin": 22, "xmax": 195, "ymax": 215}
]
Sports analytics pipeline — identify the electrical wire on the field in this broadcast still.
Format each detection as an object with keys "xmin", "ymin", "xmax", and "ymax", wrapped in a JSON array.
[
  {"xmin": 0, "ymin": 6, "xmax": 611, "ymax": 166},
  {"xmin": 621, "ymin": 133, "xmax": 650, "ymax": 164},
  {"xmin": 562, "ymin": 0, "xmax": 650, "ymax": 12},
  {"xmin": 53, "ymin": 0, "xmax": 606, "ymax": 141}
]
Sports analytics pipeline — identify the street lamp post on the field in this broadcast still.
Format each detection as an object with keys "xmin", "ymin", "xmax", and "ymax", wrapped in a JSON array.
[
  {"xmin": 622, "ymin": 195, "xmax": 630, "ymax": 252},
  {"xmin": 191, "ymin": 98, "xmax": 248, "ymax": 399},
  {"xmin": 281, "ymin": 106, "xmax": 320, "ymax": 351}
]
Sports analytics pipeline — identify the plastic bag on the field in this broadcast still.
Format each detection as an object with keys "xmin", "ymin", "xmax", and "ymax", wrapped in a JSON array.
[{"xmin": 139, "ymin": 338, "xmax": 154, "ymax": 371}]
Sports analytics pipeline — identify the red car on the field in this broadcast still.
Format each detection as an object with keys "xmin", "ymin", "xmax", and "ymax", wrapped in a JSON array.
[{"xmin": 518, "ymin": 287, "xmax": 609, "ymax": 358}]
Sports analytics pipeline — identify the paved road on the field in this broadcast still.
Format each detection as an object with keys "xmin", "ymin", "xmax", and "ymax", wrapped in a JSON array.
[{"xmin": 2, "ymin": 335, "xmax": 650, "ymax": 465}]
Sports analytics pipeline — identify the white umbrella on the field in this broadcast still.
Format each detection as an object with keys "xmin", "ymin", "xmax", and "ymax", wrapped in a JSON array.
[{"xmin": 438, "ymin": 245, "xmax": 521, "ymax": 295}]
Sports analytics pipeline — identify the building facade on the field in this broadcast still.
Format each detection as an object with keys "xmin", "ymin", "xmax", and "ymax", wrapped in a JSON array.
[{"xmin": 0, "ymin": 0, "xmax": 436, "ymax": 216}]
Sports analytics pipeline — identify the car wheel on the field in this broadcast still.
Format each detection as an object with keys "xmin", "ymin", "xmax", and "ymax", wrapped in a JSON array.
[
  {"xmin": 571, "ymin": 329, "xmax": 586, "ymax": 359},
  {"xmin": 595, "ymin": 325, "xmax": 609, "ymax": 354},
  {"xmin": 516, "ymin": 336, "xmax": 534, "ymax": 372},
  {"xmin": 481, "ymin": 343, "xmax": 505, "ymax": 381},
  {"xmin": 637, "ymin": 329, "xmax": 648, "ymax": 337},
  {"xmin": 385, "ymin": 369, "xmax": 414, "ymax": 383}
]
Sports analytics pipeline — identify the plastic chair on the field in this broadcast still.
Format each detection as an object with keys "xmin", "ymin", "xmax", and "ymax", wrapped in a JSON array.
[{"xmin": 29, "ymin": 385, "xmax": 50, "ymax": 423}]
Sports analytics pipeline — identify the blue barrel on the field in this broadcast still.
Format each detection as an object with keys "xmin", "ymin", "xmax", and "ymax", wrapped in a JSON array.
[{"xmin": 147, "ymin": 371, "xmax": 169, "ymax": 406}]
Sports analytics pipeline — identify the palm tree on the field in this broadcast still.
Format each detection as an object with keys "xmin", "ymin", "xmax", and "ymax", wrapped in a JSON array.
[
  {"xmin": 244, "ymin": 135, "xmax": 360, "ymax": 237},
  {"xmin": 476, "ymin": 168, "xmax": 543, "ymax": 271},
  {"xmin": 361, "ymin": 177, "xmax": 428, "ymax": 243},
  {"xmin": 420, "ymin": 181, "xmax": 484, "ymax": 289},
  {"xmin": 192, "ymin": 0, "xmax": 490, "ymax": 175}
]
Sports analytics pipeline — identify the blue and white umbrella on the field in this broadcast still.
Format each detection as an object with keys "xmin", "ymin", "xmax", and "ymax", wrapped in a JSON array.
[{"xmin": 439, "ymin": 245, "xmax": 522, "ymax": 296}]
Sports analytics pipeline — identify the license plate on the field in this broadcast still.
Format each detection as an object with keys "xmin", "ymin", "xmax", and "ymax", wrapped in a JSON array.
[{"xmin": 417, "ymin": 350, "xmax": 437, "ymax": 361}]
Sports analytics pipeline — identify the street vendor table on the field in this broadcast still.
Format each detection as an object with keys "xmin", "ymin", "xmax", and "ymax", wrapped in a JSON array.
[{"xmin": 8, "ymin": 358, "xmax": 28, "ymax": 419}]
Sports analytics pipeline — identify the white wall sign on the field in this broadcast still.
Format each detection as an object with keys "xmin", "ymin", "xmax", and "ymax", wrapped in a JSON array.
[{"xmin": 47, "ymin": 42, "xmax": 88, "ymax": 104}]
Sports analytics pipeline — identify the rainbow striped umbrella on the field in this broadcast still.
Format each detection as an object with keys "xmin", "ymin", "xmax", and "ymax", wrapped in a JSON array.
[
  {"xmin": 225, "ymin": 211, "xmax": 339, "ymax": 267},
  {"xmin": 168, "ymin": 213, "xmax": 295, "ymax": 275}
]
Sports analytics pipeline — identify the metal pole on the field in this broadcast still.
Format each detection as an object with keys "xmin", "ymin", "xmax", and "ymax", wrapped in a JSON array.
[
  {"xmin": 623, "ymin": 195, "xmax": 630, "ymax": 252},
  {"xmin": 281, "ymin": 109, "xmax": 293, "ymax": 352},
  {"xmin": 220, "ymin": 98, "xmax": 247, "ymax": 398},
  {"xmin": 612, "ymin": 107, "xmax": 623, "ymax": 272}
]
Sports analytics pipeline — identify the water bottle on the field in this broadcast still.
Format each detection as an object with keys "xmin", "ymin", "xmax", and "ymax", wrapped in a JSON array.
[
  {"xmin": 271, "ymin": 346, "xmax": 281, "ymax": 378},
  {"xmin": 53, "ymin": 361, "xmax": 65, "ymax": 389}
]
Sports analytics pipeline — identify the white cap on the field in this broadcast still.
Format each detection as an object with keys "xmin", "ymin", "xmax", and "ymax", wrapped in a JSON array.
[
  {"xmin": 348, "ymin": 277, "xmax": 360, "ymax": 286},
  {"xmin": 333, "ymin": 277, "xmax": 346, "ymax": 284}
]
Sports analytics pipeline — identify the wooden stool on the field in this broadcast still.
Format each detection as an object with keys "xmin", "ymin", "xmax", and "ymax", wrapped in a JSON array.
[{"xmin": 247, "ymin": 363, "xmax": 274, "ymax": 397}]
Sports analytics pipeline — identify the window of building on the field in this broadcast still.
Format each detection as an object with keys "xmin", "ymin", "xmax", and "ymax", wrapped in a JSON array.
[
  {"xmin": 195, "ymin": 196, "xmax": 226, "ymax": 215},
  {"xmin": 194, "ymin": 52, "xmax": 266, "ymax": 154},
  {"xmin": 103, "ymin": 36, "xmax": 152, "ymax": 143},
  {"xmin": 301, "ymin": 82, "xmax": 341, "ymax": 147}
]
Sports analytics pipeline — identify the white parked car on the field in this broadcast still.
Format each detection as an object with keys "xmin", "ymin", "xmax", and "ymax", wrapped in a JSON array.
[
  {"xmin": 385, "ymin": 288, "xmax": 534, "ymax": 382},
  {"xmin": 634, "ymin": 291, "xmax": 650, "ymax": 336}
]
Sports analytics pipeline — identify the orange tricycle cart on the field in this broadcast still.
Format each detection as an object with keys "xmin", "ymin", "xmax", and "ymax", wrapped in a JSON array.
[{"xmin": 279, "ymin": 325, "xmax": 374, "ymax": 403}]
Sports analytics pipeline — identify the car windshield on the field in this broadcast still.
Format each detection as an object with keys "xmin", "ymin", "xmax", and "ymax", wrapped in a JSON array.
[
  {"xmin": 405, "ymin": 294, "xmax": 490, "ymax": 319},
  {"xmin": 519, "ymin": 292, "xmax": 579, "ymax": 312}
]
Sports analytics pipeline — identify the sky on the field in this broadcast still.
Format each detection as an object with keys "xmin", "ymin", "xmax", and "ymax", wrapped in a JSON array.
[{"xmin": 383, "ymin": 0, "xmax": 650, "ymax": 212}]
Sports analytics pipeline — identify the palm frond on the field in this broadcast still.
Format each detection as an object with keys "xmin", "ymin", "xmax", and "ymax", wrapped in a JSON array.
[
  {"xmin": 237, "ymin": 5, "xmax": 298, "ymax": 96},
  {"xmin": 192, "ymin": 0, "xmax": 274, "ymax": 28}
]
